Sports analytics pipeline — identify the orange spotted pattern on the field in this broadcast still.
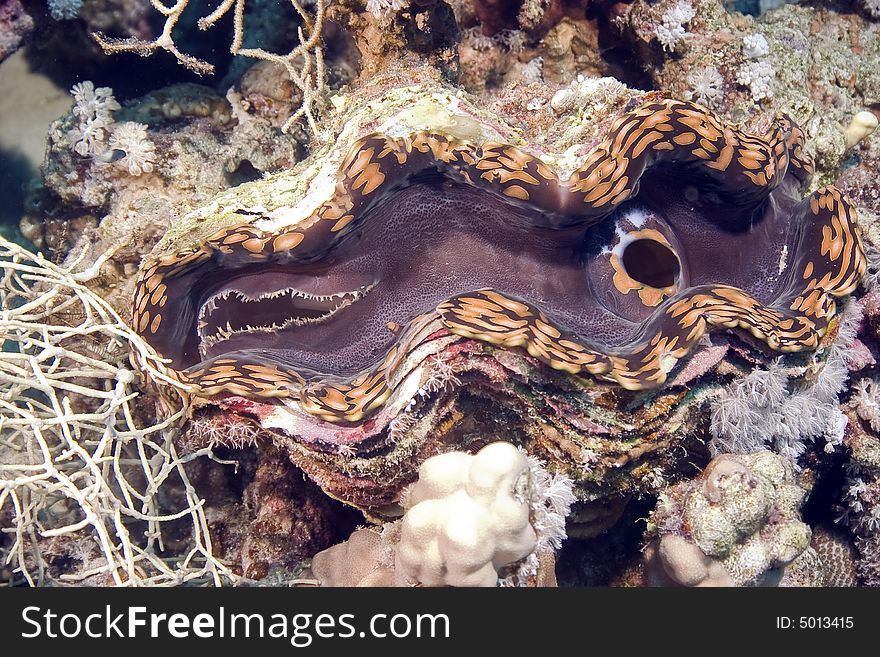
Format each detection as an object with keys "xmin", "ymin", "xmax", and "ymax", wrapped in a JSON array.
[{"xmin": 130, "ymin": 100, "xmax": 865, "ymax": 422}]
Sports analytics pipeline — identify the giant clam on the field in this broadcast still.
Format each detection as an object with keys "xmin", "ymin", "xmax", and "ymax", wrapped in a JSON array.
[{"xmin": 130, "ymin": 77, "xmax": 865, "ymax": 514}]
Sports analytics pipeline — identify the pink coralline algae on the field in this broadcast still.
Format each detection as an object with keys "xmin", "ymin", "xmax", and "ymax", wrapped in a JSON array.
[{"xmin": 0, "ymin": 0, "xmax": 33, "ymax": 63}]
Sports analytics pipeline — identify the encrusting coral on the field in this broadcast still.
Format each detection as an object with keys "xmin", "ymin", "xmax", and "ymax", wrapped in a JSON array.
[
  {"xmin": 836, "ymin": 386, "xmax": 880, "ymax": 585},
  {"xmin": 644, "ymin": 451, "xmax": 816, "ymax": 586},
  {"xmin": 0, "ymin": 0, "xmax": 33, "ymax": 63},
  {"xmin": 613, "ymin": 0, "xmax": 880, "ymax": 180}
]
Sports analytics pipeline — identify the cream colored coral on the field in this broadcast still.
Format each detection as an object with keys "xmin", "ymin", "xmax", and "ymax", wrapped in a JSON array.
[
  {"xmin": 310, "ymin": 528, "xmax": 396, "ymax": 587},
  {"xmin": 845, "ymin": 111, "xmax": 879, "ymax": 149},
  {"xmin": 311, "ymin": 442, "xmax": 574, "ymax": 588},
  {"xmin": 0, "ymin": 237, "xmax": 228, "ymax": 586},
  {"xmin": 646, "ymin": 534, "xmax": 733, "ymax": 586},
  {"xmin": 646, "ymin": 451, "xmax": 812, "ymax": 587},
  {"xmin": 394, "ymin": 442, "xmax": 538, "ymax": 587}
]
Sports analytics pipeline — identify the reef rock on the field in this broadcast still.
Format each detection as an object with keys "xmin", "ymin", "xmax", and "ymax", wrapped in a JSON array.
[
  {"xmin": 123, "ymin": 63, "xmax": 864, "ymax": 522},
  {"xmin": 644, "ymin": 451, "xmax": 816, "ymax": 586}
]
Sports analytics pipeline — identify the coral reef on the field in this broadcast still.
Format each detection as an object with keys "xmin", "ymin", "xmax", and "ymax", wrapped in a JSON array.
[
  {"xmin": 310, "ymin": 442, "xmax": 573, "ymax": 587},
  {"xmin": 92, "ymin": 0, "xmax": 329, "ymax": 137},
  {"xmin": 237, "ymin": 443, "xmax": 347, "ymax": 580},
  {"xmin": 644, "ymin": 451, "xmax": 815, "ymax": 586},
  {"xmin": 27, "ymin": 77, "xmax": 304, "ymax": 313},
  {"xmin": 108, "ymin": 62, "xmax": 863, "ymax": 528},
  {"xmin": 310, "ymin": 526, "xmax": 395, "ymax": 586},
  {"xmin": 3, "ymin": 0, "xmax": 880, "ymax": 588},
  {"xmin": 396, "ymin": 442, "xmax": 541, "ymax": 586},
  {"xmin": 709, "ymin": 300, "xmax": 860, "ymax": 460},
  {"xmin": 811, "ymin": 525, "xmax": 860, "ymax": 587},
  {"xmin": 612, "ymin": 0, "xmax": 880, "ymax": 180},
  {"xmin": 836, "ymin": 391, "xmax": 880, "ymax": 585},
  {"xmin": 0, "ymin": 237, "xmax": 227, "ymax": 585}
]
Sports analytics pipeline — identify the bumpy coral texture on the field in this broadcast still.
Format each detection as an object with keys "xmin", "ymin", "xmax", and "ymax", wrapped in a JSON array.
[
  {"xmin": 646, "ymin": 451, "xmax": 813, "ymax": 586},
  {"xmin": 310, "ymin": 527, "xmax": 395, "ymax": 587},
  {"xmin": 737, "ymin": 60, "xmax": 775, "ymax": 102},
  {"xmin": 311, "ymin": 442, "xmax": 574, "ymax": 587},
  {"xmin": 0, "ymin": 0, "xmax": 34, "ymax": 62},
  {"xmin": 395, "ymin": 442, "xmax": 540, "ymax": 586}
]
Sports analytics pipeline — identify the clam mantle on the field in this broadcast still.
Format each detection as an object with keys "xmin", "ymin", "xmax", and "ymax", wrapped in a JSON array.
[{"xmin": 131, "ymin": 83, "xmax": 865, "ymax": 427}]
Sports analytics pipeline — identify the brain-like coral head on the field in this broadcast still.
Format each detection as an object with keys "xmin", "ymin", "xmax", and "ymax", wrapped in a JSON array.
[
  {"xmin": 396, "ymin": 442, "xmax": 536, "ymax": 586},
  {"xmin": 310, "ymin": 441, "xmax": 574, "ymax": 587},
  {"xmin": 131, "ymin": 97, "xmax": 865, "ymax": 427}
]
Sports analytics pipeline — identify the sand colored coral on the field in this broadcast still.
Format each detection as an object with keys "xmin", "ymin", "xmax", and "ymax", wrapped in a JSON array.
[
  {"xmin": 646, "ymin": 451, "xmax": 813, "ymax": 586},
  {"xmin": 395, "ymin": 442, "xmax": 538, "ymax": 586}
]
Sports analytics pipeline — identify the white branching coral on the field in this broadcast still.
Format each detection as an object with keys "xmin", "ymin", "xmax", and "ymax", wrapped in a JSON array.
[
  {"xmin": 655, "ymin": 1, "xmax": 696, "ymax": 52},
  {"xmin": 687, "ymin": 66, "xmax": 724, "ymax": 107},
  {"xmin": 500, "ymin": 452, "xmax": 576, "ymax": 587},
  {"xmin": 0, "ymin": 237, "xmax": 232, "ymax": 586},
  {"xmin": 107, "ymin": 121, "xmax": 157, "ymax": 176},
  {"xmin": 710, "ymin": 301, "xmax": 861, "ymax": 459},
  {"xmin": 67, "ymin": 119, "xmax": 109, "ymax": 158},
  {"xmin": 92, "ymin": 0, "xmax": 328, "ymax": 139},
  {"xmin": 67, "ymin": 81, "xmax": 120, "ymax": 156},
  {"xmin": 71, "ymin": 81, "xmax": 119, "ymax": 121},
  {"xmin": 742, "ymin": 33, "xmax": 770, "ymax": 59},
  {"xmin": 737, "ymin": 33, "xmax": 774, "ymax": 103},
  {"xmin": 737, "ymin": 60, "xmax": 775, "ymax": 102}
]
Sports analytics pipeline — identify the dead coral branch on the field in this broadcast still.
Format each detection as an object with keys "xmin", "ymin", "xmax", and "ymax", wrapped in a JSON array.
[
  {"xmin": 92, "ymin": 0, "xmax": 328, "ymax": 139},
  {"xmin": 0, "ymin": 237, "xmax": 234, "ymax": 586}
]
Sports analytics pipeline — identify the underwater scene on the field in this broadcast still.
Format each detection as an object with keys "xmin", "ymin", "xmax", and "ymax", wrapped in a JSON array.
[{"xmin": 0, "ymin": 0, "xmax": 879, "ymax": 588}]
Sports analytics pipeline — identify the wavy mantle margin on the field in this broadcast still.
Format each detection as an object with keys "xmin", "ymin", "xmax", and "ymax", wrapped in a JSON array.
[{"xmin": 131, "ymin": 99, "xmax": 866, "ymax": 423}]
